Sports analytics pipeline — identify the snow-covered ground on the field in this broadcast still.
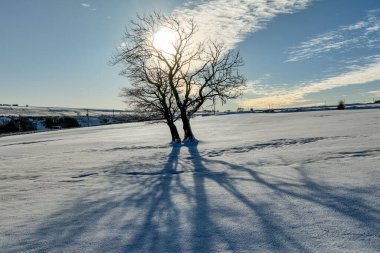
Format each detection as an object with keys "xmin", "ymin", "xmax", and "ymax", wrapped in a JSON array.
[{"xmin": 0, "ymin": 109, "xmax": 379, "ymax": 252}]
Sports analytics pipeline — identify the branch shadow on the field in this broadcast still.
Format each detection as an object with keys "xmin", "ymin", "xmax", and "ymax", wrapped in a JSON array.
[
  {"xmin": 186, "ymin": 142, "xmax": 309, "ymax": 252},
  {"xmin": 193, "ymin": 150, "xmax": 380, "ymax": 251},
  {"xmin": 6, "ymin": 145, "xmax": 186, "ymax": 252},
  {"xmin": 6, "ymin": 141, "xmax": 380, "ymax": 252}
]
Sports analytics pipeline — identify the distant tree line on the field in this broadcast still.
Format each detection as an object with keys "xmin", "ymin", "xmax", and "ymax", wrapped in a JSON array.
[
  {"xmin": 0, "ymin": 116, "xmax": 81, "ymax": 134},
  {"xmin": 44, "ymin": 117, "xmax": 80, "ymax": 129},
  {"xmin": 0, "ymin": 117, "xmax": 36, "ymax": 133},
  {"xmin": 0, "ymin": 114, "xmax": 161, "ymax": 134},
  {"xmin": 0, "ymin": 104, "xmax": 19, "ymax": 106}
]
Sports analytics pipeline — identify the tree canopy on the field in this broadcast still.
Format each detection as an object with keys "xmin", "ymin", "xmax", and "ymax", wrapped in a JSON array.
[{"xmin": 113, "ymin": 12, "xmax": 246, "ymax": 142}]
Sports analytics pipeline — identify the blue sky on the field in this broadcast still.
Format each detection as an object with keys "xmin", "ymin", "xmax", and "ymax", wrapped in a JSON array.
[{"xmin": 1, "ymin": 0, "xmax": 379, "ymax": 110}]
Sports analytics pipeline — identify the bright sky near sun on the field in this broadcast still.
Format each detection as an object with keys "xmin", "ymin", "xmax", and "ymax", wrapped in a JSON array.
[
  {"xmin": 1, "ymin": 0, "xmax": 379, "ymax": 110},
  {"xmin": 153, "ymin": 27, "xmax": 179, "ymax": 55}
]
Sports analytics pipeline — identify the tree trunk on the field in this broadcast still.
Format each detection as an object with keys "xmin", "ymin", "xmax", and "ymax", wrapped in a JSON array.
[
  {"xmin": 167, "ymin": 121, "xmax": 181, "ymax": 143},
  {"xmin": 180, "ymin": 108, "xmax": 196, "ymax": 142}
]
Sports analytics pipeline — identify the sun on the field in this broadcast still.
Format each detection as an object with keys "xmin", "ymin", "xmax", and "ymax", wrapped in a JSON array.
[{"xmin": 152, "ymin": 28, "xmax": 178, "ymax": 54}]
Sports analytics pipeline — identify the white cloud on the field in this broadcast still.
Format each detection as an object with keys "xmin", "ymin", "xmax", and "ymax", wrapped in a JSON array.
[
  {"xmin": 346, "ymin": 21, "xmax": 367, "ymax": 31},
  {"xmin": 171, "ymin": 1, "xmax": 380, "ymax": 109},
  {"xmin": 81, "ymin": 3, "xmax": 91, "ymax": 8},
  {"xmin": 80, "ymin": 3, "xmax": 96, "ymax": 12},
  {"xmin": 174, "ymin": 0, "xmax": 312, "ymax": 50},
  {"xmin": 286, "ymin": 9, "xmax": 380, "ymax": 62},
  {"xmin": 240, "ymin": 56, "xmax": 380, "ymax": 108}
]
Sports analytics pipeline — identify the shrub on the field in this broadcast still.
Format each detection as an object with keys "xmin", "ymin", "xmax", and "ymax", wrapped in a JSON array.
[
  {"xmin": 337, "ymin": 100, "xmax": 345, "ymax": 110},
  {"xmin": 0, "ymin": 117, "xmax": 36, "ymax": 133},
  {"xmin": 0, "ymin": 120, "xmax": 18, "ymax": 133},
  {"xmin": 44, "ymin": 117, "xmax": 56, "ymax": 128},
  {"xmin": 18, "ymin": 118, "xmax": 36, "ymax": 131},
  {"xmin": 44, "ymin": 116, "xmax": 79, "ymax": 129},
  {"xmin": 59, "ymin": 116, "xmax": 80, "ymax": 128}
]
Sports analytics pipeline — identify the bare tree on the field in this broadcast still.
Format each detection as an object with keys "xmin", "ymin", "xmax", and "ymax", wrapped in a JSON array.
[
  {"xmin": 113, "ymin": 12, "xmax": 246, "ymax": 142},
  {"xmin": 119, "ymin": 82, "xmax": 181, "ymax": 143},
  {"xmin": 112, "ymin": 16, "xmax": 181, "ymax": 143}
]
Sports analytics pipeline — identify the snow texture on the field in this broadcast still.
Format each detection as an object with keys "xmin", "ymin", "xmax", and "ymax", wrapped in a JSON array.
[{"xmin": 0, "ymin": 109, "xmax": 379, "ymax": 252}]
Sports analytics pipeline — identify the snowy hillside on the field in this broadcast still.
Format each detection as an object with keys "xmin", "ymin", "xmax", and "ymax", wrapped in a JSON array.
[
  {"xmin": 0, "ymin": 105, "xmax": 126, "ymax": 117},
  {"xmin": 0, "ymin": 106, "xmax": 136, "ymax": 135},
  {"xmin": 0, "ymin": 109, "xmax": 379, "ymax": 252}
]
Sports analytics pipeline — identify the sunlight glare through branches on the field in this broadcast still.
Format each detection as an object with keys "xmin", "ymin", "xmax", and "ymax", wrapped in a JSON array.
[{"xmin": 152, "ymin": 27, "xmax": 178, "ymax": 55}]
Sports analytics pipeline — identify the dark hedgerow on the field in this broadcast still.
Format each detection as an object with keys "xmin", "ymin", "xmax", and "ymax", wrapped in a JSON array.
[
  {"xmin": 44, "ymin": 117, "xmax": 56, "ymax": 128},
  {"xmin": 18, "ymin": 118, "xmax": 37, "ymax": 131},
  {"xmin": 0, "ymin": 120, "xmax": 18, "ymax": 133},
  {"xmin": 0, "ymin": 118, "xmax": 36, "ymax": 133},
  {"xmin": 59, "ymin": 116, "xmax": 80, "ymax": 128},
  {"xmin": 44, "ymin": 116, "xmax": 80, "ymax": 129}
]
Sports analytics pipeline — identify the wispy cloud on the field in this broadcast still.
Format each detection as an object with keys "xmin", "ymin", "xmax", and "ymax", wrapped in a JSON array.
[
  {"xmin": 367, "ymin": 90, "xmax": 380, "ymax": 97},
  {"xmin": 174, "ymin": 0, "xmax": 312, "ymax": 50},
  {"xmin": 80, "ymin": 3, "xmax": 91, "ymax": 8},
  {"xmin": 80, "ymin": 3, "xmax": 96, "ymax": 11},
  {"xmin": 173, "ymin": 1, "xmax": 380, "ymax": 109},
  {"xmin": 286, "ymin": 9, "xmax": 380, "ymax": 62},
  {"xmin": 240, "ymin": 55, "xmax": 380, "ymax": 108}
]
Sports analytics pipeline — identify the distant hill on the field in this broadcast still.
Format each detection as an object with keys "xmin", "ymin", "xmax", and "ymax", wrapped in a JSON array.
[
  {"xmin": 0, "ymin": 106, "xmax": 141, "ymax": 135},
  {"xmin": 0, "ymin": 105, "xmax": 128, "ymax": 117}
]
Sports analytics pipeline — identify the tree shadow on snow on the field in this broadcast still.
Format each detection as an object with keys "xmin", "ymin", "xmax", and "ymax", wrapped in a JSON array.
[
  {"xmin": 185, "ymin": 142, "xmax": 309, "ymax": 252},
  {"xmin": 7, "ymin": 142, "xmax": 380, "ymax": 252}
]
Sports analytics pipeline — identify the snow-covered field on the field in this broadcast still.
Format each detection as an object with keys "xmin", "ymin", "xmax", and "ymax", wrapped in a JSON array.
[{"xmin": 1, "ymin": 109, "xmax": 379, "ymax": 252}]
